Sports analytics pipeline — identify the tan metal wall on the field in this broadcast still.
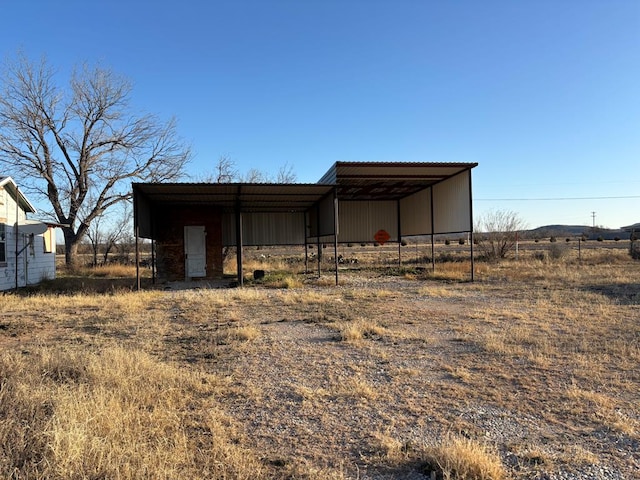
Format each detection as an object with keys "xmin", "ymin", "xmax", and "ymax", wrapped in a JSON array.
[
  {"xmin": 222, "ymin": 212, "xmax": 305, "ymax": 246},
  {"xmin": 338, "ymin": 201, "xmax": 398, "ymax": 243},
  {"xmin": 217, "ymin": 170, "xmax": 472, "ymax": 245},
  {"xmin": 400, "ymin": 187, "xmax": 432, "ymax": 236},
  {"xmin": 433, "ymin": 170, "xmax": 471, "ymax": 233}
]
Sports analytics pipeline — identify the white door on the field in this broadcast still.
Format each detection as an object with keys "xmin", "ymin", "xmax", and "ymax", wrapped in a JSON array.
[{"xmin": 184, "ymin": 226, "xmax": 206, "ymax": 278}]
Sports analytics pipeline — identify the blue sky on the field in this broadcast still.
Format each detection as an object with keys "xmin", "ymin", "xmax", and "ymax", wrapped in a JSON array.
[{"xmin": 2, "ymin": 0, "xmax": 639, "ymax": 229}]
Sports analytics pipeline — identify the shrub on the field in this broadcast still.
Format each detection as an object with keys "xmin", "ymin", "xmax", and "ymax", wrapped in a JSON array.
[
  {"xmin": 458, "ymin": 238, "xmax": 465, "ymax": 245},
  {"xmin": 532, "ymin": 251, "xmax": 547, "ymax": 261},
  {"xmin": 548, "ymin": 243, "xmax": 568, "ymax": 259},
  {"xmin": 631, "ymin": 241, "xmax": 640, "ymax": 260},
  {"xmin": 444, "ymin": 239, "xmax": 451, "ymax": 246},
  {"xmin": 401, "ymin": 240, "xmax": 408, "ymax": 246},
  {"xmin": 550, "ymin": 236, "xmax": 557, "ymax": 243},
  {"xmin": 597, "ymin": 236, "xmax": 604, "ymax": 242},
  {"xmin": 474, "ymin": 209, "xmax": 526, "ymax": 261}
]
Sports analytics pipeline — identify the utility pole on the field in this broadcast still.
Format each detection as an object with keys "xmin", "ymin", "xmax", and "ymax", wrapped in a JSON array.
[{"xmin": 591, "ymin": 211, "xmax": 596, "ymax": 229}]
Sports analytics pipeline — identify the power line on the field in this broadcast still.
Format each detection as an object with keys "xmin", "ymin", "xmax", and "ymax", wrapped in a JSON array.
[{"xmin": 476, "ymin": 195, "xmax": 640, "ymax": 201}]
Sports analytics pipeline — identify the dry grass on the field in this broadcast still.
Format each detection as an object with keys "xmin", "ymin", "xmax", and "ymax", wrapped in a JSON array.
[
  {"xmin": 334, "ymin": 319, "xmax": 388, "ymax": 342},
  {"xmin": 423, "ymin": 434, "xmax": 506, "ymax": 480},
  {"xmin": 1, "ymin": 247, "xmax": 639, "ymax": 479},
  {"xmin": 0, "ymin": 346, "xmax": 263, "ymax": 479}
]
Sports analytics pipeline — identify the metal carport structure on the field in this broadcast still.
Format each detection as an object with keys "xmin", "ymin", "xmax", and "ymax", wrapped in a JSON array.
[{"xmin": 132, "ymin": 161, "xmax": 478, "ymax": 288}]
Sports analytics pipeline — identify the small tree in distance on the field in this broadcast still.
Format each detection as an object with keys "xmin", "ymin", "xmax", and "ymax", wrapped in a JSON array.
[
  {"xmin": 475, "ymin": 210, "xmax": 527, "ymax": 261},
  {"xmin": 85, "ymin": 203, "xmax": 132, "ymax": 266}
]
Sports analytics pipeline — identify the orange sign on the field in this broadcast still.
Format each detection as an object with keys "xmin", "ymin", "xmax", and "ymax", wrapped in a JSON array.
[{"xmin": 374, "ymin": 229, "xmax": 391, "ymax": 245}]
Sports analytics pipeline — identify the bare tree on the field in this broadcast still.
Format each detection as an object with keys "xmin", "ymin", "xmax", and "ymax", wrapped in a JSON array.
[
  {"xmin": 276, "ymin": 161, "xmax": 297, "ymax": 183},
  {"xmin": 85, "ymin": 203, "xmax": 132, "ymax": 266},
  {"xmin": 475, "ymin": 210, "xmax": 527, "ymax": 260},
  {"xmin": 86, "ymin": 215, "xmax": 106, "ymax": 267},
  {"xmin": 199, "ymin": 157, "xmax": 297, "ymax": 184},
  {"xmin": 0, "ymin": 54, "xmax": 190, "ymax": 266},
  {"xmin": 211, "ymin": 155, "xmax": 239, "ymax": 182},
  {"xmin": 241, "ymin": 167, "xmax": 268, "ymax": 183}
]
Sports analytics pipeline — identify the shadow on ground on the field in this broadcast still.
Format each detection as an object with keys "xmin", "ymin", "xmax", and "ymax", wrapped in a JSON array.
[
  {"xmin": 583, "ymin": 283, "xmax": 640, "ymax": 304},
  {"xmin": 12, "ymin": 276, "xmax": 154, "ymax": 295}
]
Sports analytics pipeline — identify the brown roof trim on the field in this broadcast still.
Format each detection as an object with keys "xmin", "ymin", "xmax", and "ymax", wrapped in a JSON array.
[{"xmin": 332, "ymin": 161, "xmax": 478, "ymax": 168}]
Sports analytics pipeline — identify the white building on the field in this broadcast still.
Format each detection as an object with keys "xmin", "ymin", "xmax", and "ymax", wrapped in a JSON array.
[{"xmin": 0, "ymin": 177, "xmax": 57, "ymax": 290}]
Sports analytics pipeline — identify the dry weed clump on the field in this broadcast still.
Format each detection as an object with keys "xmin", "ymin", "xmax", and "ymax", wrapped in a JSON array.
[
  {"xmin": 372, "ymin": 431, "xmax": 408, "ymax": 461},
  {"xmin": 335, "ymin": 319, "xmax": 388, "ymax": 342},
  {"xmin": 423, "ymin": 434, "xmax": 506, "ymax": 480},
  {"xmin": 334, "ymin": 376, "xmax": 380, "ymax": 402},
  {"xmin": 230, "ymin": 325, "xmax": 261, "ymax": 341}
]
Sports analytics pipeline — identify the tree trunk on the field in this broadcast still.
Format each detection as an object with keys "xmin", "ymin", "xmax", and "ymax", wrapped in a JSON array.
[{"xmin": 63, "ymin": 228, "xmax": 81, "ymax": 267}]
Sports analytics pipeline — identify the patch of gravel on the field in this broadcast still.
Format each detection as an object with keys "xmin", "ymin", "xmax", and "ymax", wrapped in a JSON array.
[
  {"xmin": 458, "ymin": 404, "xmax": 542, "ymax": 444},
  {"xmin": 169, "ymin": 275, "xmax": 640, "ymax": 479},
  {"xmin": 534, "ymin": 465, "xmax": 628, "ymax": 480}
]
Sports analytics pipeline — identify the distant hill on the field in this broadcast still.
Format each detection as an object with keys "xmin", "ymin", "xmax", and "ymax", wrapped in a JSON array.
[{"xmin": 527, "ymin": 225, "xmax": 635, "ymax": 240}]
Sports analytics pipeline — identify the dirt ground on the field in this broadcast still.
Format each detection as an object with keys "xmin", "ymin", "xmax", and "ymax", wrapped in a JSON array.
[{"xmin": 1, "ymin": 254, "xmax": 639, "ymax": 479}]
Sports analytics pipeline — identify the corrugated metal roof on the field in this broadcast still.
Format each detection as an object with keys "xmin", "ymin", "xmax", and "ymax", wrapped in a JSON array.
[
  {"xmin": 133, "ymin": 182, "xmax": 335, "ymax": 213},
  {"xmin": 319, "ymin": 161, "xmax": 477, "ymax": 200},
  {"xmin": 135, "ymin": 162, "xmax": 478, "ymax": 213}
]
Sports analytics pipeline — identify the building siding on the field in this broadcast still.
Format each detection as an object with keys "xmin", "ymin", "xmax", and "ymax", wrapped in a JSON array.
[
  {"xmin": 338, "ymin": 201, "xmax": 398, "ymax": 243},
  {"xmin": 0, "ymin": 185, "xmax": 56, "ymax": 291},
  {"xmin": 433, "ymin": 170, "xmax": 471, "ymax": 234}
]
